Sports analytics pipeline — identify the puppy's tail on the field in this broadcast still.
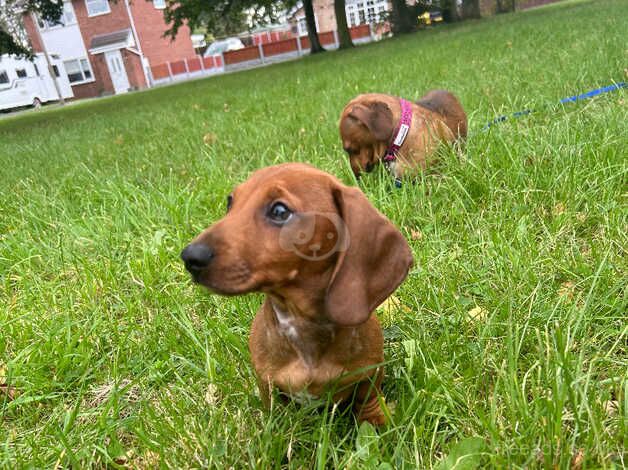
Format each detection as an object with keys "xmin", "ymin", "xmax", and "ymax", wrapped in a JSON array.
[{"xmin": 416, "ymin": 90, "xmax": 468, "ymax": 139}]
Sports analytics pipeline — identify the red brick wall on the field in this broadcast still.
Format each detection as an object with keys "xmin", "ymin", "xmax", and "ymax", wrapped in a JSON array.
[
  {"xmin": 71, "ymin": 0, "xmax": 132, "ymax": 96},
  {"xmin": 122, "ymin": 49, "xmax": 146, "ymax": 89},
  {"xmin": 128, "ymin": 1, "xmax": 196, "ymax": 66},
  {"xmin": 70, "ymin": 0, "xmax": 150, "ymax": 94},
  {"xmin": 71, "ymin": 52, "xmax": 112, "ymax": 98},
  {"xmin": 22, "ymin": 14, "xmax": 43, "ymax": 53},
  {"xmin": 72, "ymin": 0, "xmax": 131, "ymax": 41},
  {"xmin": 71, "ymin": 50, "xmax": 144, "ymax": 96}
]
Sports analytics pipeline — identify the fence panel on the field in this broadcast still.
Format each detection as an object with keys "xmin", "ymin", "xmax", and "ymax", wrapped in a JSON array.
[
  {"xmin": 262, "ymin": 38, "xmax": 299, "ymax": 57},
  {"xmin": 150, "ymin": 29, "xmax": 374, "ymax": 86},
  {"xmin": 170, "ymin": 60, "xmax": 187, "ymax": 75},
  {"xmin": 223, "ymin": 46, "xmax": 261, "ymax": 65},
  {"xmin": 319, "ymin": 31, "xmax": 336, "ymax": 46},
  {"xmin": 151, "ymin": 63, "xmax": 170, "ymax": 80},
  {"xmin": 187, "ymin": 57, "xmax": 202, "ymax": 72},
  {"xmin": 350, "ymin": 24, "xmax": 371, "ymax": 39},
  {"xmin": 299, "ymin": 36, "xmax": 311, "ymax": 50}
]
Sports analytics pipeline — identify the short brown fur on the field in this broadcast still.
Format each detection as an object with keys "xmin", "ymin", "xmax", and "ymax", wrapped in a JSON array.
[
  {"xmin": 182, "ymin": 163, "xmax": 413, "ymax": 425},
  {"xmin": 339, "ymin": 90, "xmax": 467, "ymax": 179}
]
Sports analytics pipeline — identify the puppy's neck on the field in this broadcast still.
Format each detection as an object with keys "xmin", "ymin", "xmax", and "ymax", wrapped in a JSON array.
[{"xmin": 268, "ymin": 296, "xmax": 335, "ymax": 366}]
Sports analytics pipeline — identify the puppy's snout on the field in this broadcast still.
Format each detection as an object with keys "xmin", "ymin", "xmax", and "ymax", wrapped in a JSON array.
[
  {"xmin": 181, "ymin": 243, "xmax": 214, "ymax": 273},
  {"xmin": 365, "ymin": 162, "xmax": 375, "ymax": 173}
]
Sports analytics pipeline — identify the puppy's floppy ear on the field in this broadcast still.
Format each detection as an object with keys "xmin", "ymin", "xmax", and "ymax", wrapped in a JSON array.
[
  {"xmin": 348, "ymin": 101, "xmax": 395, "ymax": 142},
  {"xmin": 325, "ymin": 185, "xmax": 413, "ymax": 326}
]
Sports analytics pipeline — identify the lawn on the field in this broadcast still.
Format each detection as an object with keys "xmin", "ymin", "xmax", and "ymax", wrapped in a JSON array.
[{"xmin": 1, "ymin": 0, "xmax": 626, "ymax": 467}]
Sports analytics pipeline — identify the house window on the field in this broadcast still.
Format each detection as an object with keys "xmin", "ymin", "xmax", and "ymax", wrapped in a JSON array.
[
  {"xmin": 349, "ymin": 11, "xmax": 357, "ymax": 26},
  {"xmin": 366, "ymin": 0, "xmax": 376, "ymax": 22},
  {"xmin": 37, "ymin": 2, "xmax": 76, "ymax": 29},
  {"xmin": 296, "ymin": 15, "xmax": 319, "ymax": 35},
  {"xmin": 0, "ymin": 70, "xmax": 8, "ymax": 85},
  {"xmin": 63, "ymin": 58, "xmax": 93, "ymax": 84},
  {"xmin": 52, "ymin": 65, "xmax": 60, "ymax": 77},
  {"xmin": 153, "ymin": 0, "xmax": 166, "ymax": 9},
  {"xmin": 16, "ymin": 69, "xmax": 27, "ymax": 78},
  {"xmin": 346, "ymin": 0, "xmax": 388, "ymax": 25},
  {"xmin": 85, "ymin": 0, "xmax": 110, "ymax": 17},
  {"xmin": 347, "ymin": 4, "xmax": 357, "ymax": 27},
  {"xmin": 34, "ymin": 64, "xmax": 40, "ymax": 76},
  {"xmin": 297, "ymin": 17, "xmax": 308, "ymax": 36}
]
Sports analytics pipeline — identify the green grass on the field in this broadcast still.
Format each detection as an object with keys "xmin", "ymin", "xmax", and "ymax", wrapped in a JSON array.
[{"xmin": 1, "ymin": 0, "xmax": 626, "ymax": 467}]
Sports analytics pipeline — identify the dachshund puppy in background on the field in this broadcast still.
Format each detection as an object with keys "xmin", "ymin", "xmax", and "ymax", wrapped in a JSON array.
[
  {"xmin": 181, "ymin": 163, "xmax": 413, "ymax": 425},
  {"xmin": 339, "ymin": 90, "xmax": 467, "ymax": 180}
]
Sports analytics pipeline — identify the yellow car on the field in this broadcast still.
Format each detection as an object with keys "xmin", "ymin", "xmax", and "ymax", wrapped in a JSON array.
[{"xmin": 418, "ymin": 10, "xmax": 444, "ymax": 26}]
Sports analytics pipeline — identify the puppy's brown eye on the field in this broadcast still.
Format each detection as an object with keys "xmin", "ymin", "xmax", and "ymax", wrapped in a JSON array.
[
  {"xmin": 226, "ymin": 195, "xmax": 233, "ymax": 212},
  {"xmin": 267, "ymin": 202, "xmax": 292, "ymax": 224}
]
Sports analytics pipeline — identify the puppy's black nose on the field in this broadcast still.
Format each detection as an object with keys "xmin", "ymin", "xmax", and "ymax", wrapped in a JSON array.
[
  {"xmin": 181, "ymin": 243, "xmax": 214, "ymax": 272},
  {"xmin": 365, "ymin": 162, "xmax": 375, "ymax": 173}
]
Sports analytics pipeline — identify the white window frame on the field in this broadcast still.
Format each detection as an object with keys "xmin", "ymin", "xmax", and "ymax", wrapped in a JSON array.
[
  {"xmin": 37, "ymin": 2, "xmax": 77, "ymax": 30},
  {"xmin": 153, "ymin": 0, "xmax": 166, "ymax": 9},
  {"xmin": 297, "ymin": 16, "xmax": 307, "ymax": 36},
  {"xmin": 85, "ymin": 0, "xmax": 111, "ymax": 17},
  {"xmin": 63, "ymin": 57, "xmax": 95, "ymax": 85},
  {"xmin": 347, "ymin": 4, "xmax": 358, "ymax": 27},
  {"xmin": 296, "ymin": 14, "xmax": 319, "ymax": 36},
  {"xmin": 345, "ymin": 0, "xmax": 388, "ymax": 26}
]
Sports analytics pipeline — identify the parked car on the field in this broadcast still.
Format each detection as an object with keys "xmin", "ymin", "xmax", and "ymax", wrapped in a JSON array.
[
  {"xmin": 0, "ymin": 54, "xmax": 73, "ymax": 112},
  {"xmin": 418, "ymin": 10, "xmax": 444, "ymax": 26},
  {"xmin": 203, "ymin": 38, "xmax": 245, "ymax": 57}
]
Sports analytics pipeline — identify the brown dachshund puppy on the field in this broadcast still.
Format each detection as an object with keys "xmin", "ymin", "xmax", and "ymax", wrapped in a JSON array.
[
  {"xmin": 339, "ymin": 90, "xmax": 467, "ymax": 179},
  {"xmin": 181, "ymin": 163, "xmax": 413, "ymax": 425}
]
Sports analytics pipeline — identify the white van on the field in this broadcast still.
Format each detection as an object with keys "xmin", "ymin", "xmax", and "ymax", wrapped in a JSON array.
[{"xmin": 0, "ymin": 53, "xmax": 74, "ymax": 112}]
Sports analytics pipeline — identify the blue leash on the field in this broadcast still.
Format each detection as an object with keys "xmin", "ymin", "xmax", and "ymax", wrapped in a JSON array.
[{"xmin": 482, "ymin": 81, "xmax": 626, "ymax": 131}]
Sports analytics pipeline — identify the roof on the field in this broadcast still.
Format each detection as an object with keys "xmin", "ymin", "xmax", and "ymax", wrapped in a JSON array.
[{"xmin": 89, "ymin": 29, "xmax": 133, "ymax": 53}]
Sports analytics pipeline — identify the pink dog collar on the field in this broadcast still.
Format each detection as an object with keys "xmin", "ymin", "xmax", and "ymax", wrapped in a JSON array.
[{"xmin": 383, "ymin": 98, "xmax": 413, "ymax": 163}]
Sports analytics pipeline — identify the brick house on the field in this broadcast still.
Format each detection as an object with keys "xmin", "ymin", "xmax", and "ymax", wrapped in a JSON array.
[
  {"xmin": 288, "ymin": 0, "xmax": 391, "ymax": 37},
  {"xmin": 22, "ymin": 0, "xmax": 196, "ymax": 98}
]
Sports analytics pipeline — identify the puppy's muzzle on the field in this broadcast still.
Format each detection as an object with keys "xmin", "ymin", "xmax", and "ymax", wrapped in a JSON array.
[{"xmin": 181, "ymin": 243, "xmax": 214, "ymax": 278}]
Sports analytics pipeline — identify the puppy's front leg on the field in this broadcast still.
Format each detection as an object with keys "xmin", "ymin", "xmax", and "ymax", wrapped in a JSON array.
[
  {"xmin": 255, "ymin": 374, "xmax": 272, "ymax": 410},
  {"xmin": 354, "ymin": 368, "xmax": 386, "ymax": 426}
]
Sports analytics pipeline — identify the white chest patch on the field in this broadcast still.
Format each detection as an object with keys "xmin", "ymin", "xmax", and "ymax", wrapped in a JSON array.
[
  {"xmin": 273, "ymin": 303, "xmax": 300, "ymax": 343},
  {"xmin": 271, "ymin": 301, "xmax": 323, "ymax": 368}
]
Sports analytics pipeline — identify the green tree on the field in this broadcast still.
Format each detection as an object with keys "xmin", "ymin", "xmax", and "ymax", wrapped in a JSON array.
[
  {"xmin": 302, "ymin": 0, "xmax": 325, "ymax": 53},
  {"xmin": 163, "ymin": 0, "xmax": 326, "ymax": 55},
  {"xmin": 496, "ymin": 0, "xmax": 515, "ymax": 13},
  {"xmin": 163, "ymin": 0, "xmax": 258, "ymax": 41},
  {"xmin": 0, "ymin": 0, "xmax": 63, "ymax": 56},
  {"xmin": 333, "ymin": 0, "xmax": 353, "ymax": 49},
  {"xmin": 440, "ymin": 0, "xmax": 461, "ymax": 22},
  {"xmin": 462, "ymin": 0, "xmax": 481, "ymax": 19},
  {"xmin": 390, "ymin": 0, "xmax": 415, "ymax": 34}
]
